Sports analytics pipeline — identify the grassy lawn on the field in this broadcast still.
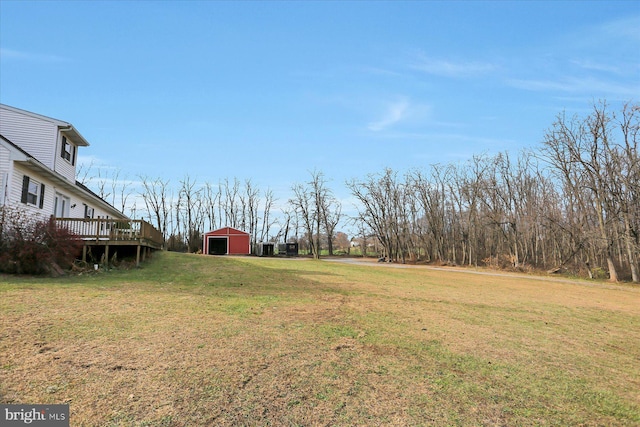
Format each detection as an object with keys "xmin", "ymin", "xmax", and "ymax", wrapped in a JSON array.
[{"xmin": 1, "ymin": 252, "xmax": 639, "ymax": 426}]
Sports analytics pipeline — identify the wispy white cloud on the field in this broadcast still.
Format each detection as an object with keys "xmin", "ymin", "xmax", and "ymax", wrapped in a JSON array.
[
  {"xmin": 0, "ymin": 48, "xmax": 69, "ymax": 63},
  {"xmin": 367, "ymin": 98, "xmax": 410, "ymax": 132},
  {"xmin": 570, "ymin": 59, "xmax": 621, "ymax": 74},
  {"xmin": 600, "ymin": 15, "xmax": 640, "ymax": 42},
  {"xmin": 77, "ymin": 156, "xmax": 141, "ymax": 185},
  {"xmin": 410, "ymin": 53, "xmax": 497, "ymax": 78},
  {"xmin": 506, "ymin": 75, "xmax": 637, "ymax": 97},
  {"xmin": 77, "ymin": 155, "xmax": 108, "ymax": 169},
  {"xmin": 368, "ymin": 131, "xmax": 515, "ymax": 147},
  {"xmin": 502, "ymin": 13, "xmax": 639, "ymax": 101},
  {"xmin": 359, "ymin": 65, "xmax": 406, "ymax": 78}
]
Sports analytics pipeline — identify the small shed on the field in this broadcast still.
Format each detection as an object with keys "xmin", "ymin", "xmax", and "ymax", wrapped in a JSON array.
[
  {"xmin": 203, "ymin": 227, "xmax": 251, "ymax": 255},
  {"xmin": 277, "ymin": 242, "xmax": 299, "ymax": 257},
  {"xmin": 255, "ymin": 242, "xmax": 275, "ymax": 257}
]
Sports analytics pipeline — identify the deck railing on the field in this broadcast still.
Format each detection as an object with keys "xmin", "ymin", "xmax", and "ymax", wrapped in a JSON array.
[{"xmin": 55, "ymin": 218, "xmax": 163, "ymax": 248}]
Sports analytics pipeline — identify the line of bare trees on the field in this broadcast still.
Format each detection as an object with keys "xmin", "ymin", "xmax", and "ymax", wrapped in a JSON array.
[
  {"xmin": 348, "ymin": 101, "xmax": 639, "ymax": 282},
  {"xmin": 135, "ymin": 172, "xmax": 343, "ymax": 256},
  {"xmin": 81, "ymin": 100, "xmax": 637, "ymax": 282},
  {"xmin": 288, "ymin": 171, "xmax": 342, "ymax": 258},
  {"xmin": 78, "ymin": 165, "xmax": 281, "ymax": 252},
  {"xmin": 138, "ymin": 176, "xmax": 277, "ymax": 253}
]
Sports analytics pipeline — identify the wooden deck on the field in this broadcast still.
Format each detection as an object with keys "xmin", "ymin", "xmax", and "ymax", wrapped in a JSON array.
[{"xmin": 56, "ymin": 218, "xmax": 163, "ymax": 266}]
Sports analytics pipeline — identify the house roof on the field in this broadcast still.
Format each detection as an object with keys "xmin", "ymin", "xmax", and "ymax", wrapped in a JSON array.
[
  {"xmin": 0, "ymin": 103, "xmax": 90, "ymax": 147},
  {"xmin": 1, "ymin": 134, "xmax": 126, "ymax": 219},
  {"xmin": 0, "ymin": 133, "xmax": 32, "ymax": 159}
]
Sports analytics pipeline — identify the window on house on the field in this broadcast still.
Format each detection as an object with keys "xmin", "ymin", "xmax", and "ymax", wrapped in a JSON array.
[
  {"xmin": 61, "ymin": 136, "xmax": 75, "ymax": 165},
  {"xmin": 54, "ymin": 193, "xmax": 70, "ymax": 218},
  {"xmin": 98, "ymin": 215, "xmax": 111, "ymax": 232},
  {"xmin": 21, "ymin": 175, "xmax": 45, "ymax": 208},
  {"xmin": 84, "ymin": 205, "xmax": 94, "ymax": 219}
]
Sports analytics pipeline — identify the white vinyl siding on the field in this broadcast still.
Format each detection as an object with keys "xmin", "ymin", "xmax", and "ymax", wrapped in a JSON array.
[
  {"xmin": 0, "ymin": 173, "xmax": 7, "ymax": 207},
  {"xmin": 0, "ymin": 107, "xmax": 57, "ymax": 169},
  {"xmin": 1, "ymin": 105, "xmax": 127, "ymax": 222},
  {"xmin": 53, "ymin": 133, "xmax": 77, "ymax": 182},
  {"xmin": 10, "ymin": 164, "xmax": 119, "ymax": 220},
  {"xmin": 54, "ymin": 192, "xmax": 71, "ymax": 217},
  {"xmin": 0, "ymin": 144, "xmax": 8, "ymax": 171},
  {"xmin": 0, "ymin": 106, "xmax": 77, "ymax": 183},
  {"xmin": 0, "ymin": 144, "xmax": 9, "ymax": 205},
  {"xmin": 11, "ymin": 166, "xmax": 52, "ymax": 220}
]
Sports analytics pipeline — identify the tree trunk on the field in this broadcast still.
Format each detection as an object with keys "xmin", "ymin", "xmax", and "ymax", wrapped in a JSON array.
[{"xmin": 623, "ymin": 216, "xmax": 639, "ymax": 282}]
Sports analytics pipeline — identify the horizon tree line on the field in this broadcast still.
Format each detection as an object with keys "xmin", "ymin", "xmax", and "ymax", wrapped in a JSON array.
[
  {"xmin": 81, "ymin": 100, "xmax": 638, "ymax": 282},
  {"xmin": 348, "ymin": 101, "xmax": 638, "ymax": 282}
]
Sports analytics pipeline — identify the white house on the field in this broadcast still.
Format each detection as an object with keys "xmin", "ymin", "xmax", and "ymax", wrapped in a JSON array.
[
  {"xmin": 0, "ymin": 104, "xmax": 163, "ymax": 266},
  {"xmin": 0, "ymin": 103, "xmax": 126, "ymax": 221}
]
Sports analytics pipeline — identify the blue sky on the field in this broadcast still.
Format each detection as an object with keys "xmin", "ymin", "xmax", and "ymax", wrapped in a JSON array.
[{"xmin": 1, "ymin": 1, "xmax": 639, "ymax": 225}]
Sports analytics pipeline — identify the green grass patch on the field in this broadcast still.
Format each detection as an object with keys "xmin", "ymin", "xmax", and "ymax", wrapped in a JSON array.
[{"xmin": 1, "ymin": 251, "xmax": 639, "ymax": 426}]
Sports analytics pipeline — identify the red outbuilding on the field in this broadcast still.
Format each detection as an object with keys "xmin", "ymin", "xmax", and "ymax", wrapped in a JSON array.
[{"xmin": 203, "ymin": 227, "xmax": 251, "ymax": 255}]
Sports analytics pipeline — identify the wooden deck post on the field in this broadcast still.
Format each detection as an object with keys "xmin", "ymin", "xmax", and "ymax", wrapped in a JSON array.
[
  {"xmin": 82, "ymin": 245, "xmax": 87, "ymax": 263},
  {"xmin": 136, "ymin": 245, "xmax": 141, "ymax": 267}
]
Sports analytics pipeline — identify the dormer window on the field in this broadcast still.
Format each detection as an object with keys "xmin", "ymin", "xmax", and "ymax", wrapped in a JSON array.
[{"xmin": 61, "ymin": 136, "xmax": 76, "ymax": 165}]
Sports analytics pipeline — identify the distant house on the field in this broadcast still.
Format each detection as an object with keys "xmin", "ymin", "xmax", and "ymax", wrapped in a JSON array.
[
  {"xmin": 0, "ymin": 104, "xmax": 162, "ymax": 265},
  {"xmin": 203, "ymin": 227, "xmax": 251, "ymax": 255}
]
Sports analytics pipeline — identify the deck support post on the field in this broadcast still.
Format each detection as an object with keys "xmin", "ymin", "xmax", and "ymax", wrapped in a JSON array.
[
  {"xmin": 104, "ymin": 244, "xmax": 110, "ymax": 267},
  {"xmin": 136, "ymin": 245, "xmax": 141, "ymax": 267},
  {"xmin": 82, "ymin": 245, "xmax": 87, "ymax": 263}
]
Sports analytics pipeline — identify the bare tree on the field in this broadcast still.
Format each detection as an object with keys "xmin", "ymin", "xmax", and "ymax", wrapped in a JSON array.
[
  {"xmin": 314, "ymin": 173, "xmax": 342, "ymax": 256},
  {"xmin": 411, "ymin": 166, "xmax": 450, "ymax": 263},
  {"xmin": 178, "ymin": 175, "xmax": 203, "ymax": 253},
  {"xmin": 76, "ymin": 159, "xmax": 94, "ymax": 186},
  {"xmin": 613, "ymin": 102, "xmax": 640, "ymax": 282},
  {"xmin": 540, "ymin": 101, "xmax": 640, "ymax": 282},
  {"xmin": 259, "ymin": 188, "xmax": 277, "ymax": 243},
  {"xmin": 348, "ymin": 169, "xmax": 410, "ymax": 262},
  {"xmin": 290, "ymin": 180, "xmax": 318, "ymax": 257},
  {"xmin": 288, "ymin": 171, "xmax": 340, "ymax": 258},
  {"xmin": 244, "ymin": 179, "xmax": 260, "ymax": 247},
  {"xmin": 222, "ymin": 178, "xmax": 241, "ymax": 229},
  {"xmin": 109, "ymin": 169, "xmax": 133, "ymax": 215},
  {"xmin": 139, "ymin": 175, "xmax": 170, "ymax": 245},
  {"xmin": 203, "ymin": 181, "xmax": 221, "ymax": 232}
]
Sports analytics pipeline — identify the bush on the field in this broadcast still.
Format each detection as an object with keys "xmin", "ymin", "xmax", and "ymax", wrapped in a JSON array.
[{"xmin": 0, "ymin": 206, "xmax": 83, "ymax": 275}]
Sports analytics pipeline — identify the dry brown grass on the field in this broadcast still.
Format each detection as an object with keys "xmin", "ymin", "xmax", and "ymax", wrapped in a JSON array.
[{"xmin": 1, "ymin": 252, "xmax": 639, "ymax": 426}]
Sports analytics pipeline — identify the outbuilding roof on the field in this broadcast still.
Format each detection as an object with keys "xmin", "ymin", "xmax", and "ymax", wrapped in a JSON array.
[{"xmin": 205, "ymin": 227, "xmax": 250, "ymax": 236}]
